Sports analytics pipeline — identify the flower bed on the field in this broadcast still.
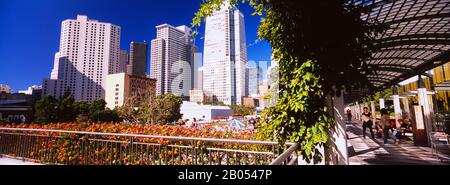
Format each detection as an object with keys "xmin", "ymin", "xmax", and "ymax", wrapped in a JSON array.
[
  {"xmin": 0, "ymin": 123, "xmax": 274, "ymax": 165},
  {"xmin": 1, "ymin": 122, "xmax": 256, "ymax": 139}
]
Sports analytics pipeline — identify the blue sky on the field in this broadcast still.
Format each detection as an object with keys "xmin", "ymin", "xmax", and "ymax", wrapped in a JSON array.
[{"xmin": 0, "ymin": 0, "xmax": 272, "ymax": 92}]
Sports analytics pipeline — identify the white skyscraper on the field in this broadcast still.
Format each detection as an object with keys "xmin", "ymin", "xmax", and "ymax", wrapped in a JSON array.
[
  {"xmin": 150, "ymin": 24, "xmax": 197, "ymax": 100},
  {"xmin": 43, "ymin": 15, "xmax": 121, "ymax": 103},
  {"xmin": 203, "ymin": 4, "xmax": 247, "ymax": 105},
  {"xmin": 197, "ymin": 66, "xmax": 204, "ymax": 90}
]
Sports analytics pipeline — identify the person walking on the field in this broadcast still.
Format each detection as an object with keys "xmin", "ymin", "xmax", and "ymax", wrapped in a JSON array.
[
  {"xmin": 347, "ymin": 109, "xmax": 352, "ymax": 122},
  {"xmin": 361, "ymin": 107, "xmax": 375, "ymax": 139},
  {"xmin": 380, "ymin": 108, "xmax": 391, "ymax": 144}
]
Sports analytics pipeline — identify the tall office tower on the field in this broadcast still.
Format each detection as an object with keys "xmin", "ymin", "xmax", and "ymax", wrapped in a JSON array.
[
  {"xmin": 150, "ymin": 24, "xmax": 197, "ymax": 100},
  {"xmin": 119, "ymin": 50, "xmax": 129, "ymax": 74},
  {"xmin": 203, "ymin": 3, "xmax": 247, "ymax": 105},
  {"xmin": 42, "ymin": 15, "xmax": 121, "ymax": 103},
  {"xmin": 246, "ymin": 63, "xmax": 259, "ymax": 97},
  {"xmin": 197, "ymin": 66, "xmax": 204, "ymax": 90},
  {"xmin": 127, "ymin": 42, "xmax": 148, "ymax": 76}
]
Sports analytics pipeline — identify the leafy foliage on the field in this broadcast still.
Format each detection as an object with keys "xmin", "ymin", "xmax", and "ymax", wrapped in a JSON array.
[
  {"xmin": 89, "ymin": 109, "xmax": 121, "ymax": 123},
  {"xmin": 193, "ymin": 0, "xmax": 380, "ymax": 163},
  {"xmin": 57, "ymin": 92, "xmax": 77, "ymax": 122},
  {"xmin": 34, "ymin": 94, "xmax": 120, "ymax": 124},
  {"xmin": 151, "ymin": 94, "xmax": 183, "ymax": 124},
  {"xmin": 73, "ymin": 101, "xmax": 90, "ymax": 117},
  {"xmin": 116, "ymin": 95, "xmax": 141, "ymax": 123},
  {"xmin": 230, "ymin": 104, "xmax": 256, "ymax": 116},
  {"xmin": 88, "ymin": 99, "xmax": 107, "ymax": 116},
  {"xmin": 202, "ymin": 99, "xmax": 226, "ymax": 106},
  {"xmin": 34, "ymin": 95, "xmax": 58, "ymax": 124}
]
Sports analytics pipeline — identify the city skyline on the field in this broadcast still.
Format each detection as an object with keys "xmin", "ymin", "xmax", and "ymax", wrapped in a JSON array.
[{"xmin": 0, "ymin": 0, "xmax": 272, "ymax": 92}]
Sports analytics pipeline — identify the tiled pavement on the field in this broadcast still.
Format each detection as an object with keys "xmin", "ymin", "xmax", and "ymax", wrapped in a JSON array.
[{"xmin": 347, "ymin": 120, "xmax": 450, "ymax": 165}]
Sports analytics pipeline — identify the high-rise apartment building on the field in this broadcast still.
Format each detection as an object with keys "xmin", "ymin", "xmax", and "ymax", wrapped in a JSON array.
[
  {"xmin": 127, "ymin": 42, "xmax": 148, "ymax": 77},
  {"xmin": 43, "ymin": 15, "xmax": 121, "ymax": 103},
  {"xmin": 150, "ymin": 24, "xmax": 197, "ymax": 100},
  {"xmin": 203, "ymin": 4, "xmax": 247, "ymax": 105}
]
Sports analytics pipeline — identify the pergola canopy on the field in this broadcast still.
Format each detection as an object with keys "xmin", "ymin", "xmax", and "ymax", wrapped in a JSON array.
[{"xmin": 354, "ymin": 0, "xmax": 450, "ymax": 90}]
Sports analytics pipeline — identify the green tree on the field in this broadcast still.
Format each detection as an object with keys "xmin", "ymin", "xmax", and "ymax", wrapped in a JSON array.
[
  {"xmin": 74, "ymin": 101, "xmax": 90, "ymax": 116},
  {"xmin": 202, "ymin": 99, "xmax": 226, "ymax": 106},
  {"xmin": 88, "ymin": 99, "xmax": 107, "ymax": 118},
  {"xmin": 151, "ymin": 94, "xmax": 182, "ymax": 124},
  {"xmin": 34, "ymin": 95, "xmax": 58, "ymax": 123},
  {"xmin": 87, "ymin": 99, "xmax": 121, "ymax": 123},
  {"xmin": 193, "ymin": 0, "xmax": 380, "ymax": 163},
  {"xmin": 57, "ymin": 92, "xmax": 77, "ymax": 122},
  {"xmin": 117, "ymin": 96, "xmax": 140, "ymax": 123},
  {"xmin": 117, "ymin": 94, "xmax": 155, "ymax": 124},
  {"xmin": 89, "ymin": 109, "xmax": 120, "ymax": 123},
  {"xmin": 230, "ymin": 104, "xmax": 256, "ymax": 116},
  {"xmin": 136, "ymin": 97, "xmax": 154, "ymax": 124}
]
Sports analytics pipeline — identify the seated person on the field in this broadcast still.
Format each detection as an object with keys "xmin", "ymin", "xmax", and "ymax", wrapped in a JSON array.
[
  {"xmin": 400, "ymin": 119, "xmax": 413, "ymax": 138},
  {"xmin": 392, "ymin": 127, "xmax": 403, "ymax": 144},
  {"xmin": 404, "ymin": 119, "xmax": 413, "ymax": 132}
]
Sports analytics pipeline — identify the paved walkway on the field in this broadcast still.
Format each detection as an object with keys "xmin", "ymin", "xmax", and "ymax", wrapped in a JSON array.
[
  {"xmin": 346, "ymin": 120, "xmax": 450, "ymax": 165},
  {"xmin": 0, "ymin": 156, "xmax": 42, "ymax": 165}
]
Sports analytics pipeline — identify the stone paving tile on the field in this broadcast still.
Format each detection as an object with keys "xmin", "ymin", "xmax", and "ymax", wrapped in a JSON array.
[{"xmin": 346, "ymin": 121, "xmax": 449, "ymax": 165}]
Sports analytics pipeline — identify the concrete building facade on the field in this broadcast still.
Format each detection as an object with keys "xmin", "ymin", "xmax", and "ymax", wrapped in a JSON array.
[{"xmin": 105, "ymin": 73, "xmax": 156, "ymax": 110}]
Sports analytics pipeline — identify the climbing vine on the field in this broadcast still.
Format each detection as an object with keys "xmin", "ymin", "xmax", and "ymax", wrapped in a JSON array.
[{"xmin": 192, "ymin": 0, "xmax": 380, "ymax": 164}]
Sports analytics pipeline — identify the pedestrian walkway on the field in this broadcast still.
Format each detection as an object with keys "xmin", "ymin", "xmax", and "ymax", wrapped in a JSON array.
[
  {"xmin": 0, "ymin": 156, "xmax": 42, "ymax": 165},
  {"xmin": 346, "ymin": 120, "xmax": 450, "ymax": 165}
]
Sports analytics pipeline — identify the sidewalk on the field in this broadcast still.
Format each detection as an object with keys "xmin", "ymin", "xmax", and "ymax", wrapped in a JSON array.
[
  {"xmin": 0, "ymin": 156, "xmax": 42, "ymax": 165},
  {"xmin": 346, "ymin": 120, "xmax": 449, "ymax": 165}
]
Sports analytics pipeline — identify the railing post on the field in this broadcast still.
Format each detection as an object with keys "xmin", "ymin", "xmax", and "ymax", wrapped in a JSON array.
[
  {"xmin": 0, "ymin": 130, "xmax": 3, "ymax": 158},
  {"xmin": 192, "ymin": 140, "xmax": 196, "ymax": 165},
  {"xmin": 129, "ymin": 136, "xmax": 133, "ymax": 164},
  {"xmin": 84, "ymin": 134, "xmax": 89, "ymax": 165}
]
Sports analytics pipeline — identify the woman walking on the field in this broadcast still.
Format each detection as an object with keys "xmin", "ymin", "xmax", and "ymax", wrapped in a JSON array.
[
  {"xmin": 347, "ymin": 109, "xmax": 352, "ymax": 122},
  {"xmin": 361, "ymin": 107, "xmax": 375, "ymax": 139},
  {"xmin": 380, "ymin": 108, "xmax": 391, "ymax": 144}
]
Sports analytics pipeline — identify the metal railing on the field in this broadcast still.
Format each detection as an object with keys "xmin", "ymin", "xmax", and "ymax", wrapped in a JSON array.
[
  {"xmin": 0, "ymin": 127, "xmax": 296, "ymax": 165},
  {"xmin": 269, "ymin": 143, "xmax": 298, "ymax": 165}
]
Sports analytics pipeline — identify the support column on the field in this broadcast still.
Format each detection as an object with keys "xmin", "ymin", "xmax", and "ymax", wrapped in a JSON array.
[
  {"xmin": 325, "ymin": 91, "xmax": 348, "ymax": 165},
  {"xmin": 370, "ymin": 101, "xmax": 376, "ymax": 123},
  {"xmin": 379, "ymin": 98, "xmax": 385, "ymax": 109},
  {"xmin": 392, "ymin": 85, "xmax": 402, "ymax": 127},
  {"xmin": 402, "ymin": 98, "xmax": 410, "ymax": 119},
  {"xmin": 417, "ymin": 75, "xmax": 432, "ymax": 146},
  {"xmin": 355, "ymin": 102, "xmax": 360, "ymax": 120}
]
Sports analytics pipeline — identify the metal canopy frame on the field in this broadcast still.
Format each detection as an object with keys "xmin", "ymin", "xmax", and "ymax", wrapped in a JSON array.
[{"xmin": 353, "ymin": 0, "xmax": 450, "ymax": 90}]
